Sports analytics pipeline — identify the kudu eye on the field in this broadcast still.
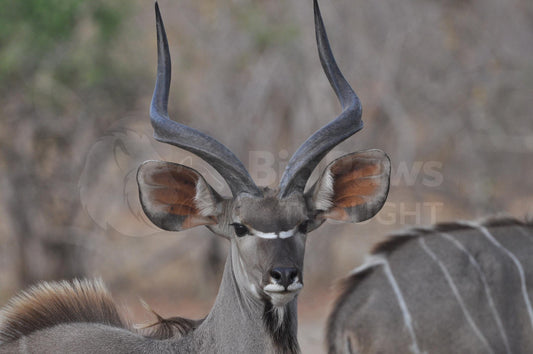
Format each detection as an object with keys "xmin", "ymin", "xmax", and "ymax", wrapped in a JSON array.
[{"xmin": 231, "ymin": 223, "xmax": 250, "ymax": 237}]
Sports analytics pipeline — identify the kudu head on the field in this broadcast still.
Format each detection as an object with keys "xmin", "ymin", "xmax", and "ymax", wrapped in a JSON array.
[{"xmin": 137, "ymin": 1, "xmax": 390, "ymax": 309}]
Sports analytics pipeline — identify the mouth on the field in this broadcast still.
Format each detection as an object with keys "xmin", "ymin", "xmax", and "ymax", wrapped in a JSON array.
[
  {"xmin": 263, "ymin": 283, "xmax": 303, "ymax": 306},
  {"xmin": 263, "ymin": 282, "xmax": 303, "ymax": 294}
]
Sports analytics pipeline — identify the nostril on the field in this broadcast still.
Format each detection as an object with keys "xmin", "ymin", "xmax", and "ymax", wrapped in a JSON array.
[
  {"xmin": 289, "ymin": 269, "xmax": 298, "ymax": 282},
  {"xmin": 270, "ymin": 269, "xmax": 282, "ymax": 282},
  {"xmin": 269, "ymin": 267, "xmax": 299, "ymax": 288}
]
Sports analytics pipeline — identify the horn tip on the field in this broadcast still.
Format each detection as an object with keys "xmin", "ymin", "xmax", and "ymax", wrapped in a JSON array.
[
  {"xmin": 313, "ymin": 0, "xmax": 320, "ymax": 16},
  {"xmin": 155, "ymin": 2, "xmax": 161, "ymax": 21}
]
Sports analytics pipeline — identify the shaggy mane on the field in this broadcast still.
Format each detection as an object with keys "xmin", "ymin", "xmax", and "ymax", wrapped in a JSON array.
[
  {"xmin": 0, "ymin": 278, "xmax": 126, "ymax": 343},
  {"xmin": 372, "ymin": 215, "xmax": 532, "ymax": 256},
  {"xmin": 138, "ymin": 300, "xmax": 203, "ymax": 340},
  {"xmin": 262, "ymin": 301, "xmax": 299, "ymax": 354}
]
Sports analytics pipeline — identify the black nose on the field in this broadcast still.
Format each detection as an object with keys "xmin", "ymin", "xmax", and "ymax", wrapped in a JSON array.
[{"xmin": 269, "ymin": 267, "xmax": 299, "ymax": 288}]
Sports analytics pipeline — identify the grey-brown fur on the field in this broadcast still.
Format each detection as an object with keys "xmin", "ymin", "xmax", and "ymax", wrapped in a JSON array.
[
  {"xmin": 327, "ymin": 217, "xmax": 533, "ymax": 354},
  {"xmin": 235, "ymin": 188, "xmax": 308, "ymax": 233}
]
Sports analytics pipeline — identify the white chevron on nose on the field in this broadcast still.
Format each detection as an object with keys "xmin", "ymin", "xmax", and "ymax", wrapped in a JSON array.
[{"xmin": 254, "ymin": 228, "xmax": 296, "ymax": 239}]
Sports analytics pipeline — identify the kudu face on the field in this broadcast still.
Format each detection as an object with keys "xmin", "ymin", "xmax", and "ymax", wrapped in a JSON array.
[
  {"xmin": 137, "ymin": 0, "xmax": 391, "ymax": 309},
  {"xmin": 229, "ymin": 191, "xmax": 308, "ymax": 306}
]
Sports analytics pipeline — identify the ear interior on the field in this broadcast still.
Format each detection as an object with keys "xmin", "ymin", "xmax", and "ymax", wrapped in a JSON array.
[
  {"xmin": 309, "ymin": 149, "xmax": 390, "ymax": 223},
  {"xmin": 137, "ymin": 161, "xmax": 220, "ymax": 231}
]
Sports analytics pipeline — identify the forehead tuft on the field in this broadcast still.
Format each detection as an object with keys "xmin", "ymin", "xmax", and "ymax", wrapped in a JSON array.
[{"xmin": 235, "ymin": 192, "xmax": 307, "ymax": 233}]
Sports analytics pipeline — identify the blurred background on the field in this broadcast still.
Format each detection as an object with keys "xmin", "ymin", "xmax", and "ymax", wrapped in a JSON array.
[{"xmin": 0, "ymin": 0, "xmax": 532, "ymax": 352}]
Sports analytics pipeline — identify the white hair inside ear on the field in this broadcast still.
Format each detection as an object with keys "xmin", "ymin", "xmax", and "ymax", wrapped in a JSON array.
[
  {"xmin": 312, "ymin": 167, "xmax": 334, "ymax": 211},
  {"xmin": 194, "ymin": 177, "xmax": 218, "ymax": 217}
]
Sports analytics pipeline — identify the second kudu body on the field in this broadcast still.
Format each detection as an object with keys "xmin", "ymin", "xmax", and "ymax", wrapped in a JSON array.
[
  {"xmin": 0, "ymin": 1, "xmax": 390, "ymax": 353},
  {"xmin": 327, "ymin": 218, "xmax": 533, "ymax": 354}
]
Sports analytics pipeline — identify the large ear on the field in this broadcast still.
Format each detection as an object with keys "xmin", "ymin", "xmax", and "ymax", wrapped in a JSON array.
[
  {"xmin": 307, "ymin": 150, "xmax": 390, "ymax": 223},
  {"xmin": 137, "ymin": 160, "xmax": 221, "ymax": 231}
]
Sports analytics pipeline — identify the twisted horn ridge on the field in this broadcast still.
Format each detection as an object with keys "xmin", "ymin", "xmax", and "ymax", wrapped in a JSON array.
[
  {"xmin": 278, "ymin": 0, "xmax": 363, "ymax": 198},
  {"xmin": 151, "ymin": 3, "xmax": 261, "ymax": 197}
]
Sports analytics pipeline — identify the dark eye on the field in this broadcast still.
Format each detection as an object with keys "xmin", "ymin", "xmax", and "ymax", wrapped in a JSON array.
[
  {"xmin": 298, "ymin": 220, "xmax": 311, "ymax": 234},
  {"xmin": 231, "ymin": 223, "xmax": 249, "ymax": 237}
]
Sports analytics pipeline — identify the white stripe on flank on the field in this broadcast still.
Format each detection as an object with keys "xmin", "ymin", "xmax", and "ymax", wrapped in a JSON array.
[
  {"xmin": 516, "ymin": 225, "xmax": 533, "ymax": 242},
  {"xmin": 469, "ymin": 222, "xmax": 533, "ymax": 332},
  {"xmin": 348, "ymin": 255, "xmax": 421, "ymax": 353},
  {"xmin": 382, "ymin": 259, "xmax": 421, "ymax": 354},
  {"xmin": 348, "ymin": 254, "xmax": 387, "ymax": 276},
  {"xmin": 439, "ymin": 233, "xmax": 511, "ymax": 354},
  {"xmin": 418, "ymin": 238, "xmax": 494, "ymax": 354}
]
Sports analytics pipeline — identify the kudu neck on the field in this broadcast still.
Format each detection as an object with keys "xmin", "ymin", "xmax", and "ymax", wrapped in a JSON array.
[{"xmin": 170, "ymin": 249, "xmax": 299, "ymax": 353}]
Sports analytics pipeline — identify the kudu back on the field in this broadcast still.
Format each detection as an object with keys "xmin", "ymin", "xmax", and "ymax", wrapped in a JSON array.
[{"xmin": 0, "ymin": 1, "xmax": 390, "ymax": 353}]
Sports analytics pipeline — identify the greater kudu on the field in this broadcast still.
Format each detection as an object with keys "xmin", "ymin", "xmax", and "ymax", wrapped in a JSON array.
[
  {"xmin": 327, "ymin": 217, "xmax": 533, "ymax": 354},
  {"xmin": 0, "ymin": 1, "xmax": 390, "ymax": 353}
]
